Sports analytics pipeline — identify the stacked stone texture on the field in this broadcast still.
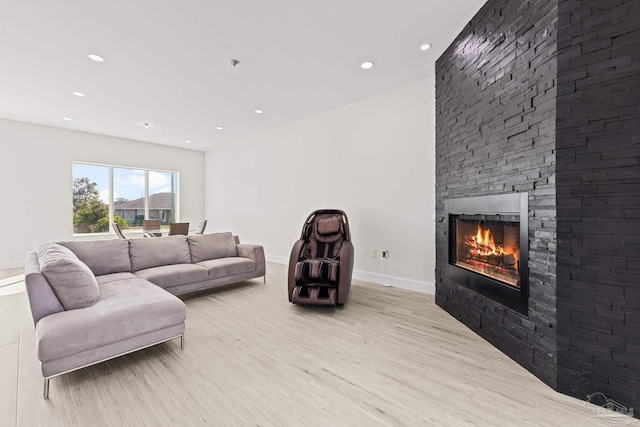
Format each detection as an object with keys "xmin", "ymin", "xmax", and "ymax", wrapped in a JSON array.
[
  {"xmin": 436, "ymin": 0, "xmax": 640, "ymax": 417},
  {"xmin": 556, "ymin": 0, "xmax": 640, "ymax": 415},
  {"xmin": 435, "ymin": 0, "xmax": 559, "ymax": 388}
]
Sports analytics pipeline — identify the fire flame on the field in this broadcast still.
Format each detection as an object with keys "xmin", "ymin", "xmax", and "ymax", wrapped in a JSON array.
[{"xmin": 468, "ymin": 224, "xmax": 515, "ymax": 258}]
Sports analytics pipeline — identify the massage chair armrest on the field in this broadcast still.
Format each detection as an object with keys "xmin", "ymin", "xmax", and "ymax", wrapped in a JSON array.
[
  {"xmin": 287, "ymin": 240, "xmax": 305, "ymax": 302},
  {"xmin": 337, "ymin": 240, "xmax": 354, "ymax": 305}
]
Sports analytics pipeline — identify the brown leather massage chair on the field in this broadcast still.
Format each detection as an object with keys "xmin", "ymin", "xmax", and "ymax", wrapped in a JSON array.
[{"xmin": 288, "ymin": 209, "xmax": 354, "ymax": 306}]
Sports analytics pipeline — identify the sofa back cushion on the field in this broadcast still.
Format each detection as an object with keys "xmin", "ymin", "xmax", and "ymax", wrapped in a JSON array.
[
  {"xmin": 58, "ymin": 240, "xmax": 131, "ymax": 276},
  {"xmin": 24, "ymin": 251, "xmax": 65, "ymax": 324},
  {"xmin": 188, "ymin": 232, "xmax": 237, "ymax": 263},
  {"xmin": 36, "ymin": 243, "xmax": 100, "ymax": 310},
  {"xmin": 129, "ymin": 235, "xmax": 191, "ymax": 271}
]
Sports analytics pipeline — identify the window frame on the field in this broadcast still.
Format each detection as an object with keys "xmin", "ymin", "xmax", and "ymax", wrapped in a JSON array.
[{"xmin": 72, "ymin": 161, "xmax": 180, "ymax": 236}]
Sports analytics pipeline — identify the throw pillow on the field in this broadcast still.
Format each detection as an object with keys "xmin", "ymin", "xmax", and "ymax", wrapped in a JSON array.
[{"xmin": 36, "ymin": 243, "xmax": 100, "ymax": 310}]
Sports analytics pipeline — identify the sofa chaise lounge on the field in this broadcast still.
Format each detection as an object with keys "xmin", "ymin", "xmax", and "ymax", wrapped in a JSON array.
[{"xmin": 24, "ymin": 232, "xmax": 266, "ymax": 398}]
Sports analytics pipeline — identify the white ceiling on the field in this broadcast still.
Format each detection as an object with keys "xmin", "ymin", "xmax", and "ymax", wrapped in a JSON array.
[{"xmin": 0, "ymin": 0, "xmax": 485, "ymax": 152}]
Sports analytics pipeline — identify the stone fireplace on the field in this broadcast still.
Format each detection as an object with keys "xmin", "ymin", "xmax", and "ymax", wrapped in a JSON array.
[
  {"xmin": 446, "ymin": 193, "xmax": 528, "ymax": 314},
  {"xmin": 436, "ymin": 0, "xmax": 640, "ymax": 418},
  {"xmin": 435, "ymin": 0, "xmax": 558, "ymax": 389}
]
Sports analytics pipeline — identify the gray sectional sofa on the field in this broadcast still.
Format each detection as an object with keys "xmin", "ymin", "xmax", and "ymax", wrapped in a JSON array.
[{"xmin": 24, "ymin": 232, "xmax": 265, "ymax": 398}]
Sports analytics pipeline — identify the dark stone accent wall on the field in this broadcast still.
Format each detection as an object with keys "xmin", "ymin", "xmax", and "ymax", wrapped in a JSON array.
[
  {"xmin": 436, "ymin": 0, "xmax": 640, "ymax": 417},
  {"xmin": 556, "ymin": 0, "xmax": 640, "ymax": 414},
  {"xmin": 435, "ymin": 0, "xmax": 559, "ymax": 387}
]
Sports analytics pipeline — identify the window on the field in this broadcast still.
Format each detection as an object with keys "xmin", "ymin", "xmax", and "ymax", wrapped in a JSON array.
[
  {"xmin": 72, "ymin": 162, "xmax": 179, "ymax": 234},
  {"xmin": 72, "ymin": 164, "xmax": 110, "ymax": 233},
  {"xmin": 113, "ymin": 167, "xmax": 146, "ymax": 229}
]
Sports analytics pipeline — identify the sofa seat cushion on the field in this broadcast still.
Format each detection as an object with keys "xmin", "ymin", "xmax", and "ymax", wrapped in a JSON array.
[
  {"xmin": 134, "ymin": 264, "xmax": 208, "ymax": 289},
  {"xmin": 96, "ymin": 272, "xmax": 137, "ymax": 285},
  {"xmin": 58, "ymin": 240, "xmax": 131, "ymax": 275},
  {"xmin": 129, "ymin": 235, "xmax": 191, "ymax": 271},
  {"xmin": 36, "ymin": 243, "xmax": 99, "ymax": 310},
  {"xmin": 196, "ymin": 258, "xmax": 256, "ymax": 279},
  {"xmin": 187, "ymin": 232, "xmax": 237, "ymax": 263},
  {"xmin": 36, "ymin": 278, "xmax": 185, "ymax": 363}
]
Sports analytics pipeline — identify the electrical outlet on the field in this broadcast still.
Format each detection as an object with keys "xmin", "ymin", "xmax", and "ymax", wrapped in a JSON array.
[
  {"xmin": 382, "ymin": 250, "xmax": 390, "ymax": 258},
  {"xmin": 371, "ymin": 249, "xmax": 377, "ymax": 258}
]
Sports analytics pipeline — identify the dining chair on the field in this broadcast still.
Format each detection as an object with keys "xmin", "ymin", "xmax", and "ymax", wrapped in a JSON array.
[
  {"xmin": 168, "ymin": 222, "xmax": 189, "ymax": 236},
  {"xmin": 195, "ymin": 219, "xmax": 207, "ymax": 234},
  {"xmin": 143, "ymin": 219, "xmax": 162, "ymax": 237},
  {"xmin": 112, "ymin": 222, "xmax": 127, "ymax": 240}
]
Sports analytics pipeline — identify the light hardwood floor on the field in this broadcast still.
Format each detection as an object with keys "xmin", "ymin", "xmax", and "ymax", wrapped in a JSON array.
[
  {"xmin": 0, "ymin": 269, "xmax": 23, "ymax": 281},
  {"xmin": 0, "ymin": 263, "xmax": 635, "ymax": 426}
]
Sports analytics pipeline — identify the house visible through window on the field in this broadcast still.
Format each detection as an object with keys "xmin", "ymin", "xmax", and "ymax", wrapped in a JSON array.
[{"xmin": 72, "ymin": 162, "xmax": 178, "ymax": 234}]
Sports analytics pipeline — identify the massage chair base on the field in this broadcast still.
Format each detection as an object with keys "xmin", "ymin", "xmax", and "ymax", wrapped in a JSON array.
[{"xmin": 291, "ymin": 285, "xmax": 337, "ymax": 306}]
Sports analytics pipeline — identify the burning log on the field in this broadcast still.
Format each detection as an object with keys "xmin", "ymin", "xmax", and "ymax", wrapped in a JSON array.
[
  {"xmin": 476, "ymin": 244, "xmax": 494, "ymax": 255},
  {"xmin": 487, "ymin": 254, "xmax": 501, "ymax": 266},
  {"xmin": 503, "ymin": 253, "xmax": 516, "ymax": 266}
]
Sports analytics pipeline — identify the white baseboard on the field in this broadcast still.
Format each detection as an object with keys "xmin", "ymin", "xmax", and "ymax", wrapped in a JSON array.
[
  {"xmin": 352, "ymin": 270, "xmax": 435, "ymax": 295},
  {"xmin": 0, "ymin": 260, "xmax": 25, "ymax": 270},
  {"xmin": 266, "ymin": 254, "xmax": 289, "ymax": 265},
  {"xmin": 265, "ymin": 254, "xmax": 434, "ymax": 295}
]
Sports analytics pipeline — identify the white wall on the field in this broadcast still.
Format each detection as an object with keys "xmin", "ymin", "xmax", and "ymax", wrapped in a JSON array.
[
  {"xmin": 205, "ymin": 78, "xmax": 436, "ymax": 293},
  {"xmin": 0, "ymin": 118, "xmax": 204, "ymax": 268}
]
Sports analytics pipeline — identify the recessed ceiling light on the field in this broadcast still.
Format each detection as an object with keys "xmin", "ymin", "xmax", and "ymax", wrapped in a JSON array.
[
  {"xmin": 63, "ymin": 117, "xmax": 73, "ymax": 121},
  {"xmin": 360, "ymin": 61, "xmax": 375, "ymax": 70},
  {"xmin": 87, "ymin": 53, "xmax": 106, "ymax": 62},
  {"xmin": 215, "ymin": 126, "xmax": 224, "ymax": 130},
  {"xmin": 254, "ymin": 109, "xmax": 264, "ymax": 114},
  {"xmin": 420, "ymin": 43, "xmax": 432, "ymax": 51},
  {"xmin": 185, "ymin": 140, "xmax": 192, "ymax": 144},
  {"xmin": 72, "ymin": 91, "xmax": 86, "ymax": 97}
]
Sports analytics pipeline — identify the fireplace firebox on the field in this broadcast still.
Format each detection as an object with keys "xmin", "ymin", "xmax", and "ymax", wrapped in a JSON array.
[{"xmin": 445, "ymin": 193, "xmax": 528, "ymax": 314}]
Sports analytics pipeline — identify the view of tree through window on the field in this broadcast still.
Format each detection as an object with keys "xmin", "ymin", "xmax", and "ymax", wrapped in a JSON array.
[
  {"xmin": 72, "ymin": 162, "xmax": 178, "ymax": 234},
  {"xmin": 72, "ymin": 164, "xmax": 111, "ymax": 233}
]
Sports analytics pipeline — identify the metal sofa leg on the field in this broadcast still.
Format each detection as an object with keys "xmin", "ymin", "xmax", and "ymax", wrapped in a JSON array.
[
  {"xmin": 43, "ymin": 377, "xmax": 50, "ymax": 399},
  {"xmin": 180, "ymin": 334, "xmax": 185, "ymax": 350}
]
